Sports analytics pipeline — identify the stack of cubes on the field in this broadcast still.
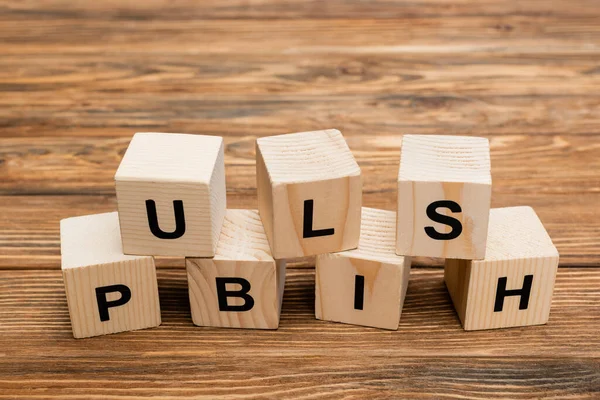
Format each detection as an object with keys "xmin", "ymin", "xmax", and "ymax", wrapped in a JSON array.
[
  {"xmin": 60, "ymin": 131, "xmax": 559, "ymax": 338},
  {"xmin": 396, "ymin": 135, "xmax": 559, "ymax": 331}
]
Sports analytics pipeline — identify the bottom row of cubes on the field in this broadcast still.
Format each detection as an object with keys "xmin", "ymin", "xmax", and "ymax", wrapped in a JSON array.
[{"xmin": 60, "ymin": 206, "xmax": 558, "ymax": 339}]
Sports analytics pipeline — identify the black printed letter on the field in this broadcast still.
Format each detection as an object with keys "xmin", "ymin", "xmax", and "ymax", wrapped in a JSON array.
[
  {"xmin": 95, "ymin": 284, "xmax": 132, "ymax": 322},
  {"xmin": 424, "ymin": 200, "xmax": 463, "ymax": 240},
  {"xmin": 216, "ymin": 277, "xmax": 255, "ymax": 312},
  {"xmin": 494, "ymin": 275, "xmax": 534, "ymax": 312},
  {"xmin": 145, "ymin": 199, "xmax": 186, "ymax": 239},
  {"xmin": 354, "ymin": 275, "xmax": 365, "ymax": 310},
  {"xmin": 303, "ymin": 199, "xmax": 335, "ymax": 238}
]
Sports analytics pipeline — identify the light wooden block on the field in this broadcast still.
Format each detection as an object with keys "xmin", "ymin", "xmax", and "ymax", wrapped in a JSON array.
[
  {"xmin": 315, "ymin": 207, "xmax": 412, "ymax": 330},
  {"xmin": 186, "ymin": 209, "xmax": 286, "ymax": 329},
  {"xmin": 256, "ymin": 129, "xmax": 362, "ymax": 259},
  {"xmin": 115, "ymin": 132, "xmax": 226, "ymax": 257},
  {"xmin": 60, "ymin": 212, "xmax": 161, "ymax": 339},
  {"xmin": 396, "ymin": 135, "xmax": 492, "ymax": 260},
  {"xmin": 444, "ymin": 206, "xmax": 559, "ymax": 331}
]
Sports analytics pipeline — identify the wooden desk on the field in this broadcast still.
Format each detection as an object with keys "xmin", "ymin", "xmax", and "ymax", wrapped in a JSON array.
[{"xmin": 1, "ymin": 1, "xmax": 599, "ymax": 398}]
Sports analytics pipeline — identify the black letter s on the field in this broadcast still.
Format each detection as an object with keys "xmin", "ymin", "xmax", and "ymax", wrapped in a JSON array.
[{"xmin": 424, "ymin": 200, "xmax": 463, "ymax": 240}]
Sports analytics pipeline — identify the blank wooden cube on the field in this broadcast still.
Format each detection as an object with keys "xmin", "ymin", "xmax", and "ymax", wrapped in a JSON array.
[
  {"xmin": 186, "ymin": 209, "xmax": 286, "ymax": 329},
  {"xmin": 60, "ymin": 212, "xmax": 161, "ymax": 339},
  {"xmin": 256, "ymin": 129, "xmax": 362, "ymax": 259},
  {"xmin": 315, "ymin": 207, "xmax": 412, "ymax": 330},
  {"xmin": 396, "ymin": 135, "xmax": 491, "ymax": 260},
  {"xmin": 444, "ymin": 206, "xmax": 559, "ymax": 331},
  {"xmin": 115, "ymin": 132, "xmax": 226, "ymax": 257}
]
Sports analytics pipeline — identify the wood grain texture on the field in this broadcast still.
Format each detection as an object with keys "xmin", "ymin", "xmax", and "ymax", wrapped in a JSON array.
[
  {"xmin": 115, "ymin": 132, "xmax": 226, "ymax": 257},
  {"xmin": 445, "ymin": 207, "xmax": 559, "ymax": 330},
  {"xmin": 186, "ymin": 209, "xmax": 286, "ymax": 329},
  {"xmin": 60, "ymin": 212, "xmax": 161, "ymax": 338},
  {"xmin": 396, "ymin": 135, "xmax": 492, "ymax": 259},
  {"xmin": 0, "ymin": 268, "xmax": 599, "ymax": 398},
  {"xmin": 1, "ymin": 0, "xmax": 599, "ymax": 397},
  {"xmin": 315, "ymin": 208, "xmax": 411, "ymax": 330},
  {"xmin": 256, "ymin": 129, "xmax": 361, "ymax": 258},
  {"xmin": 4, "ymin": 0, "xmax": 600, "ymax": 20}
]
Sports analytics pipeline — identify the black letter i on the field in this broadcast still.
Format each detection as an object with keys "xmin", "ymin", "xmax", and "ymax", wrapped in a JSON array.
[{"xmin": 354, "ymin": 275, "xmax": 365, "ymax": 310}]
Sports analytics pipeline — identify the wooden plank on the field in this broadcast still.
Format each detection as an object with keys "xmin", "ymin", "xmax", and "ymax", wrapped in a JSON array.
[
  {"xmin": 1, "ymin": 52, "xmax": 600, "ymax": 137},
  {"xmin": 2, "ymin": 17, "xmax": 600, "ymax": 57},
  {"xmin": 1, "ymin": 356, "xmax": 597, "ymax": 399},
  {"xmin": 0, "ymin": 268, "xmax": 598, "ymax": 398},
  {"xmin": 2, "ymin": 135, "xmax": 598, "ymax": 195},
  {"xmin": 2, "ymin": 53, "xmax": 599, "ymax": 98},
  {"xmin": 3, "ymin": 0, "xmax": 600, "ymax": 20},
  {"xmin": 3, "ymin": 94, "xmax": 600, "ymax": 138}
]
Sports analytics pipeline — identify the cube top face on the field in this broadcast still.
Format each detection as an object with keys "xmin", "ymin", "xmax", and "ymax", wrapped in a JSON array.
[
  {"xmin": 396, "ymin": 135, "xmax": 492, "ymax": 260},
  {"xmin": 481, "ymin": 206, "xmax": 559, "ymax": 262},
  {"xmin": 256, "ymin": 129, "xmax": 360, "ymax": 184},
  {"xmin": 115, "ymin": 132, "xmax": 224, "ymax": 184},
  {"xmin": 213, "ymin": 209, "xmax": 275, "ymax": 262},
  {"xmin": 344, "ymin": 207, "xmax": 408, "ymax": 265},
  {"xmin": 60, "ymin": 212, "xmax": 148, "ymax": 269},
  {"xmin": 398, "ymin": 135, "xmax": 491, "ymax": 184}
]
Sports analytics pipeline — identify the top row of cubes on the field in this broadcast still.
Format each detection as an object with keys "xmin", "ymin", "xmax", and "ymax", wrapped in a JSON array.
[{"xmin": 114, "ymin": 130, "xmax": 491, "ymax": 260}]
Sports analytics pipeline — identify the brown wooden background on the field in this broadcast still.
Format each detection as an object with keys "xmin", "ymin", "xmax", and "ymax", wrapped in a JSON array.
[{"xmin": 1, "ymin": 0, "xmax": 599, "ymax": 398}]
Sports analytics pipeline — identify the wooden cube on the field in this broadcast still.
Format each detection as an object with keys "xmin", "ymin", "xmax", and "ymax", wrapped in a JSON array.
[
  {"xmin": 396, "ymin": 135, "xmax": 491, "ymax": 260},
  {"xmin": 186, "ymin": 209, "xmax": 286, "ymax": 329},
  {"xmin": 60, "ymin": 212, "xmax": 161, "ymax": 339},
  {"xmin": 315, "ymin": 207, "xmax": 412, "ymax": 330},
  {"xmin": 256, "ymin": 129, "xmax": 362, "ymax": 259},
  {"xmin": 444, "ymin": 206, "xmax": 559, "ymax": 331},
  {"xmin": 115, "ymin": 132, "xmax": 226, "ymax": 257}
]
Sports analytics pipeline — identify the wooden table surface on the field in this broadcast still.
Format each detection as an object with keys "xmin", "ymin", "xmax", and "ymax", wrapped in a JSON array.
[{"xmin": 1, "ymin": 1, "xmax": 599, "ymax": 398}]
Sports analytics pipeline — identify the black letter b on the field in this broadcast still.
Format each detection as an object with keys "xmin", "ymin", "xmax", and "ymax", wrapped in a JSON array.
[{"xmin": 216, "ymin": 278, "xmax": 255, "ymax": 312}]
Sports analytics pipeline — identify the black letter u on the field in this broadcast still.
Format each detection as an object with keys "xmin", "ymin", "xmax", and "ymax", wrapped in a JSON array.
[{"xmin": 145, "ymin": 199, "xmax": 186, "ymax": 239}]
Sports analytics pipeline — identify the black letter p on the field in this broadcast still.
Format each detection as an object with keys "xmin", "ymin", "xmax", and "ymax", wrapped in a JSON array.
[{"xmin": 95, "ymin": 284, "xmax": 132, "ymax": 322}]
